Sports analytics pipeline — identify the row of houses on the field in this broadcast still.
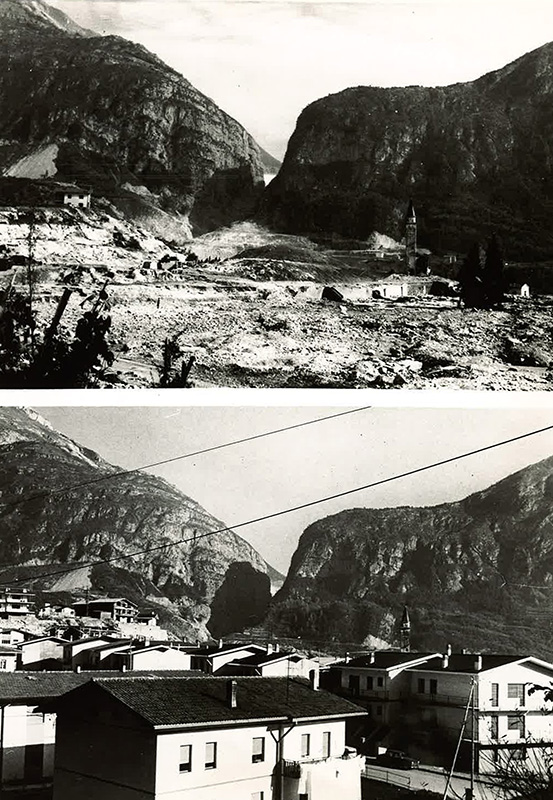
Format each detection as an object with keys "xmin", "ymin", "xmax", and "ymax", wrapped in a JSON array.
[
  {"xmin": 323, "ymin": 649, "xmax": 553, "ymax": 773},
  {"xmin": 0, "ymin": 670, "xmax": 366, "ymax": 798}
]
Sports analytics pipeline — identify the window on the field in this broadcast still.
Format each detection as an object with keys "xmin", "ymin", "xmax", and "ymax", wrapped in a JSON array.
[
  {"xmin": 366, "ymin": 676, "xmax": 373, "ymax": 690},
  {"xmin": 490, "ymin": 717, "xmax": 498, "ymax": 740},
  {"xmin": 491, "ymin": 683, "xmax": 499, "ymax": 707},
  {"xmin": 301, "ymin": 733, "xmax": 310, "ymax": 758},
  {"xmin": 348, "ymin": 675, "xmax": 360, "ymax": 695},
  {"xmin": 377, "ymin": 676, "xmax": 384, "ymax": 688},
  {"xmin": 507, "ymin": 715, "xmax": 525, "ymax": 736},
  {"xmin": 418, "ymin": 678, "xmax": 425, "ymax": 694},
  {"xmin": 0, "ymin": 660, "xmax": 7, "ymax": 670},
  {"xmin": 179, "ymin": 744, "xmax": 192, "ymax": 773},
  {"xmin": 252, "ymin": 737, "xmax": 265, "ymax": 763},
  {"xmin": 205, "ymin": 742, "xmax": 217, "ymax": 769},
  {"xmin": 508, "ymin": 684, "xmax": 525, "ymax": 704},
  {"xmin": 430, "ymin": 679, "xmax": 438, "ymax": 695},
  {"xmin": 322, "ymin": 731, "xmax": 331, "ymax": 758}
]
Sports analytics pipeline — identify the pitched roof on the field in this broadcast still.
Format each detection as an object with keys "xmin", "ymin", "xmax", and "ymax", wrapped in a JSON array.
[
  {"xmin": 334, "ymin": 652, "xmax": 437, "ymax": 669},
  {"xmin": 231, "ymin": 652, "xmax": 302, "ymax": 668},
  {"xmin": 0, "ymin": 670, "xmax": 203, "ymax": 704},
  {"xmin": 197, "ymin": 644, "xmax": 264, "ymax": 658},
  {"xmin": 85, "ymin": 676, "xmax": 366, "ymax": 728},
  {"xmin": 414, "ymin": 654, "xmax": 525, "ymax": 674}
]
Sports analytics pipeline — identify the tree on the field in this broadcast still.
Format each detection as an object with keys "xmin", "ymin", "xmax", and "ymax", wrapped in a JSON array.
[
  {"xmin": 0, "ymin": 284, "xmax": 114, "ymax": 388},
  {"xmin": 459, "ymin": 235, "xmax": 506, "ymax": 309},
  {"xmin": 458, "ymin": 242, "xmax": 485, "ymax": 308},
  {"xmin": 483, "ymin": 232, "xmax": 506, "ymax": 308}
]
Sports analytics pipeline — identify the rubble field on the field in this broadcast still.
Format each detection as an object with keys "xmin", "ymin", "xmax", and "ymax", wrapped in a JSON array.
[{"xmin": 1, "ymin": 211, "xmax": 552, "ymax": 389}]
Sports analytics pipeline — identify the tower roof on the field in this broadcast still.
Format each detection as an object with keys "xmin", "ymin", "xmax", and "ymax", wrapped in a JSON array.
[
  {"xmin": 401, "ymin": 606, "xmax": 411, "ymax": 627},
  {"xmin": 406, "ymin": 199, "xmax": 416, "ymax": 220}
]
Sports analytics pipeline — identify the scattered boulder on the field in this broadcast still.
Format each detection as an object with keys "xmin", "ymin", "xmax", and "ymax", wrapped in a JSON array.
[{"xmin": 321, "ymin": 286, "xmax": 344, "ymax": 302}]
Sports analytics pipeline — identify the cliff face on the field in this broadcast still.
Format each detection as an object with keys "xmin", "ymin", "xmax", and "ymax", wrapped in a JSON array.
[
  {"xmin": 0, "ymin": 0, "xmax": 265, "ymax": 236},
  {"xmin": 264, "ymin": 41, "xmax": 553, "ymax": 258},
  {"xmin": 0, "ymin": 408, "xmax": 278, "ymax": 639},
  {"xmin": 271, "ymin": 455, "xmax": 553, "ymax": 656}
]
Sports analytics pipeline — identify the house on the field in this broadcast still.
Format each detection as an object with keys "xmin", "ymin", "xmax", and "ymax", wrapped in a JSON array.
[
  {"xmin": 0, "ymin": 587, "xmax": 35, "ymax": 616},
  {"xmin": 62, "ymin": 189, "xmax": 91, "ymax": 209},
  {"xmin": 191, "ymin": 643, "xmax": 267, "ymax": 674},
  {"xmin": 0, "ymin": 646, "xmax": 17, "ymax": 672},
  {"xmin": 80, "ymin": 639, "xmax": 133, "ymax": 670},
  {"xmin": 111, "ymin": 644, "xmax": 194, "ymax": 672},
  {"xmin": 48, "ymin": 675, "xmax": 366, "ymax": 800},
  {"xmin": 62, "ymin": 635, "xmax": 120, "ymax": 670},
  {"xmin": 19, "ymin": 637, "xmax": 67, "ymax": 670},
  {"xmin": 323, "ymin": 650, "xmax": 553, "ymax": 773},
  {"xmin": 0, "ymin": 672, "xmax": 90, "ymax": 792},
  {"xmin": 71, "ymin": 597, "xmax": 138, "ymax": 624},
  {"xmin": 0, "ymin": 628, "xmax": 28, "ymax": 646},
  {"xmin": 221, "ymin": 649, "xmax": 318, "ymax": 679}
]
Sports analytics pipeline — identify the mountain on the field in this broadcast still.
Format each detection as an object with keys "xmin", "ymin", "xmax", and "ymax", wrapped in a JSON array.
[
  {"xmin": 0, "ymin": 408, "xmax": 281, "ymax": 639},
  {"xmin": 0, "ymin": 0, "xmax": 265, "ymax": 237},
  {"xmin": 263, "ymin": 41, "xmax": 553, "ymax": 259},
  {"xmin": 268, "ymin": 455, "xmax": 553, "ymax": 657}
]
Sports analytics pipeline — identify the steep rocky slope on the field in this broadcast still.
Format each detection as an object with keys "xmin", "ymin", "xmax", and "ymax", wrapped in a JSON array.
[
  {"xmin": 269, "ymin": 455, "xmax": 553, "ymax": 657},
  {"xmin": 264, "ymin": 41, "xmax": 553, "ymax": 258},
  {"xmin": 0, "ymin": 0, "xmax": 265, "ymax": 235},
  {"xmin": 0, "ymin": 408, "xmax": 279, "ymax": 639}
]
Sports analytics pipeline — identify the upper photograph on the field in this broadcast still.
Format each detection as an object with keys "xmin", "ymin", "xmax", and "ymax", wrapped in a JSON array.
[{"xmin": 0, "ymin": 0, "xmax": 552, "ymax": 389}]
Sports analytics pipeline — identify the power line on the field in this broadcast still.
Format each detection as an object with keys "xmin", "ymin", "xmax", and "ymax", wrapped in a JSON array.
[
  {"xmin": 1, "ymin": 406, "xmax": 372, "ymax": 513},
  {"xmin": 5, "ymin": 421, "xmax": 553, "ymax": 587}
]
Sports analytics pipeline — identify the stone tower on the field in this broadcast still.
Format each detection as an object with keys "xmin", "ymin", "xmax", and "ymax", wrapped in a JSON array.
[
  {"xmin": 400, "ymin": 605, "xmax": 411, "ymax": 652},
  {"xmin": 404, "ymin": 199, "xmax": 417, "ymax": 274}
]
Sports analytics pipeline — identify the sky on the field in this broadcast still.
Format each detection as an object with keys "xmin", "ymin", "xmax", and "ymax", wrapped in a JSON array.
[
  {"xmin": 37, "ymin": 404, "xmax": 553, "ymax": 574},
  {"xmin": 47, "ymin": 0, "xmax": 553, "ymax": 159}
]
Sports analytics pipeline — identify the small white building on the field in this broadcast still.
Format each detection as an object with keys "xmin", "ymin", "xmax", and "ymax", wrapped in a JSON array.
[
  {"xmin": 19, "ymin": 637, "xmax": 67, "ymax": 670},
  {"xmin": 112, "ymin": 644, "xmax": 194, "ymax": 672},
  {"xmin": 520, "ymin": 283, "xmax": 530, "ymax": 298},
  {"xmin": 50, "ymin": 675, "xmax": 366, "ymax": 800},
  {"xmin": 191, "ymin": 643, "xmax": 267, "ymax": 674},
  {"xmin": 62, "ymin": 190, "xmax": 91, "ymax": 210},
  {"xmin": 222, "ymin": 649, "xmax": 318, "ymax": 679}
]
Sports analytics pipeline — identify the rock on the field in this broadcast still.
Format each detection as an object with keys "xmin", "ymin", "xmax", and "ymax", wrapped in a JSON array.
[
  {"xmin": 0, "ymin": 408, "xmax": 280, "ymax": 640},
  {"xmin": 263, "ymin": 41, "xmax": 553, "ymax": 257},
  {"xmin": 0, "ymin": 0, "xmax": 265, "ymax": 236},
  {"xmin": 503, "ymin": 337, "xmax": 552, "ymax": 367},
  {"xmin": 258, "ymin": 312, "xmax": 289, "ymax": 331}
]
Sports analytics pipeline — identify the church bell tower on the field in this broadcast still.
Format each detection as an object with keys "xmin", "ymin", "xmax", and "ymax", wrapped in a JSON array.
[{"xmin": 404, "ymin": 199, "xmax": 417, "ymax": 274}]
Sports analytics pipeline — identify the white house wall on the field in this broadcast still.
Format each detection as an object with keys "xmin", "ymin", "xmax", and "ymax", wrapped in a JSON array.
[
  {"xmin": 1, "ymin": 704, "xmax": 56, "ymax": 786},
  {"xmin": 130, "ymin": 648, "xmax": 192, "ymax": 671}
]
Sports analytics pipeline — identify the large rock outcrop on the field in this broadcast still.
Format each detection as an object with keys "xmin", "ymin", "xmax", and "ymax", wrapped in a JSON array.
[
  {"xmin": 264, "ymin": 41, "xmax": 553, "ymax": 258},
  {"xmin": 269, "ymin": 454, "xmax": 553, "ymax": 657},
  {"xmin": 0, "ymin": 408, "xmax": 279, "ymax": 639},
  {"xmin": 0, "ymin": 0, "xmax": 265, "ymax": 236}
]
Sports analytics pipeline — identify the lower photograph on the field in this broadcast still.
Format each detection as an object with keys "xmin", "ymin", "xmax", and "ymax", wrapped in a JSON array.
[{"xmin": 0, "ymin": 403, "xmax": 552, "ymax": 800}]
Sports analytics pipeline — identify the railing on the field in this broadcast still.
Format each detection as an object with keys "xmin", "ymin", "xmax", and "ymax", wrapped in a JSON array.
[{"xmin": 363, "ymin": 764, "xmax": 412, "ymax": 789}]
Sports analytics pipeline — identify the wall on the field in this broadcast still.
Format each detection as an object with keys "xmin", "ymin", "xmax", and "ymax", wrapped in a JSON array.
[
  {"xmin": 53, "ymin": 694, "xmax": 156, "ymax": 800},
  {"xmin": 155, "ymin": 718, "xmax": 352, "ymax": 800},
  {"xmin": 21, "ymin": 640, "xmax": 64, "ymax": 667},
  {"xmin": 130, "ymin": 648, "xmax": 192, "ymax": 671},
  {"xmin": 1, "ymin": 704, "xmax": 56, "ymax": 787}
]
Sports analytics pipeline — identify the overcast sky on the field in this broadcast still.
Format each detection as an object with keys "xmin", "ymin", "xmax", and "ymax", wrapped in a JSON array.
[
  {"xmin": 37, "ymin": 404, "xmax": 553, "ymax": 573},
  {"xmin": 48, "ymin": 0, "xmax": 553, "ymax": 158}
]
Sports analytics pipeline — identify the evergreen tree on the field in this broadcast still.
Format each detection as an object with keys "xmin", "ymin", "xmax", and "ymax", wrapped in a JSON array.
[
  {"xmin": 483, "ymin": 232, "xmax": 505, "ymax": 308},
  {"xmin": 458, "ymin": 242, "xmax": 485, "ymax": 308}
]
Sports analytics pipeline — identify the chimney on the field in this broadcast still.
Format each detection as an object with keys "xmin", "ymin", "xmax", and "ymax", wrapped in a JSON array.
[
  {"xmin": 446, "ymin": 643, "xmax": 452, "ymax": 656},
  {"xmin": 218, "ymin": 639, "xmax": 223, "ymax": 650},
  {"xmin": 275, "ymin": 642, "xmax": 280, "ymax": 653},
  {"xmin": 442, "ymin": 654, "xmax": 449, "ymax": 669},
  {"xmin": 309, "ymin": 667, "xmax": 320, "ymax": 691},
  {"xmin": 75, "ymin": 665, "xmax": 81, "ymax": 673},
  {"xmin": 227, "ymin": 679, "xmax": 238, "ymax": 709},
  {"xmin": 344, "ymin": 652, "xmax": 351, "ymax": 664},
  {"xmin": 474, "ymin": 654, "xmax": 482, "ymax": 672},
  {"xmin": 462, "ymin": 648, "xmax": 468, "ymax": 655},
  {"xmin": 121, "ymin": 664, "xmax": 127, "ymax": 673},
  {"xmin": 369, "ymin": 651, "xmax": 375, "ymax": 665},
  {"xmin": 266, "ymin": 643, "xmax": 273, "ymax": 655}
]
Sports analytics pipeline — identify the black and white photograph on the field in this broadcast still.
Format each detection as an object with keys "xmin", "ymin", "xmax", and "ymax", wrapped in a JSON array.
[
  {"xmin": 2, "ymin": 0, "xmax": 553, "ymax": 387},
  {"xmin": 0, "ymin": 403, "xmax": 551, "ymax": 797}
]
